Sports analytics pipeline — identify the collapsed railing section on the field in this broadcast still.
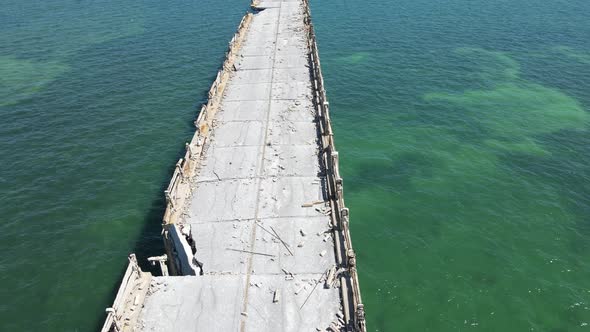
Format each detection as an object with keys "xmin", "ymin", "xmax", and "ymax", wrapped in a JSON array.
[
  {"xmin": 302, "ymin": 1, "xmax": 367, "ymax": 331},
  {"xmin": 101, "ymin": 255, "xmax": 150, "ymax": 332},
  {"xmin": 160, "ymin": 12, "xmax": 253, "ymax": 276}
]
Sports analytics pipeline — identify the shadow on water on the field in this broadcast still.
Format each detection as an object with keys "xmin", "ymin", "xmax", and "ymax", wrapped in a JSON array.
[
  {"xmin": 83, "ymin": 33, "xmax": 217, "ymax": 331},
  {"xmin": 75, "ymin": 29, "xmax": 220, "ymax": 332},
  {"xmin": 4, "ymin": 1, "xmax": 251, "ymax": 331},
  {"xmin": 90, "ymin": 91, "xmax": 210, "ymax": 331}
]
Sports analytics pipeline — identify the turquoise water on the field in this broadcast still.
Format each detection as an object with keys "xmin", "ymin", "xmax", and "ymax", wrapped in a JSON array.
[
  {"xmin": 1, "ymin": 0, "xmax": 590, "ymax": 331},
  {"xmin": 313, "ymin": 0, "xmax": 590, "ymax": 330}
]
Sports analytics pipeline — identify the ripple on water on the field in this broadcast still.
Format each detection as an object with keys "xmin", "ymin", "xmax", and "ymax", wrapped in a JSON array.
[{"xmin": 2, "ymin": 0, "xmax": 590, "ymax": 330}]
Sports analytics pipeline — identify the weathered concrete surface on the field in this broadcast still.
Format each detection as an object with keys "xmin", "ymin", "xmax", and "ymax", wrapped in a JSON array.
[
  {"xmin": 137, "ymin": 275, "xmax": 341, "ymax": 332},
  {"xmin": 131, "ymin": 0, "xmax": 355, "ymax": 331}
]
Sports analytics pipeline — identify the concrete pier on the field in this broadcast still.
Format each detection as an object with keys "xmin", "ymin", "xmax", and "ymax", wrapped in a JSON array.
[{"xmin": 101, "ymin": 0, "xmax": 365, "ymax": 331}]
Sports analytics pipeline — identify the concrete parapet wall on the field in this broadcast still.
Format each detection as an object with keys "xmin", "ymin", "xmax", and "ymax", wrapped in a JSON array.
[
  {"xmin": 162, "ymin": 13, "xmax": 253, "ymax": 227},
  {"xmin": 302, "ymin": 1, "xmax": 366, "ymax": 330},
  {"xmin": 160, "ymin": 13, "xmax": 253, "ymax": 275}
]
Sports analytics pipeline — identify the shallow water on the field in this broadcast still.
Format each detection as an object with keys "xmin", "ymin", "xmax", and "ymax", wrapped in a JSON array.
[{"xmin": 1, "ymin": 0, "xmax": 590, "ymax": 331}]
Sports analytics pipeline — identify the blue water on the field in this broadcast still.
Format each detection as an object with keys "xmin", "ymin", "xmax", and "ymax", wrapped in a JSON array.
[{"xmin": 1, "ymin": 0, "xmax": 590, "ymax": 330}]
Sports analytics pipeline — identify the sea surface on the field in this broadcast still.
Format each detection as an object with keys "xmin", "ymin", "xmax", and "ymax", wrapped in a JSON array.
[{"xmin": 1, "ymin": 0, "xmax": 589, "ymax": 331}]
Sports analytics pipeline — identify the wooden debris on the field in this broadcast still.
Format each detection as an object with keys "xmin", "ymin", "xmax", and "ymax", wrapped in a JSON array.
[
  {"xmin": 273, "ymin": 290, "xmax": 280, "ymax": 303},
  {"xmin": 301, "ymin": 200, "xmax": 325, "ymax": 207}
]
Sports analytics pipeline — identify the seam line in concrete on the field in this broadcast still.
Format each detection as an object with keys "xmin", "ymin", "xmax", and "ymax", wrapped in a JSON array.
[
  {"xmin": 188, "ymin": 214, "xmax": 329, "ymax": 225},
  {"xmin": 240, "ymin": 5, "xmax": 284, "ymax": 331}
]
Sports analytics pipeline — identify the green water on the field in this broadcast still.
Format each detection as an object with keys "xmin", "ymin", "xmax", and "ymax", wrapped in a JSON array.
[{"xmin": 1, "ymin": 0, "xmax": 589, "ymax": 331}]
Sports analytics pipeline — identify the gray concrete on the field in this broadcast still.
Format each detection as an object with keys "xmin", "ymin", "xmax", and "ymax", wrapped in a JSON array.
[
  {"xmin": 136, "ymin": 1, "xmax": 345, "ymax": 331},
  {"xmin": 138, "ymin": 275, "xmax": 342, "ymax": 332},
  {"xmin": 137, "ymin": 276, "xmax": 246, "ymax": 332}
]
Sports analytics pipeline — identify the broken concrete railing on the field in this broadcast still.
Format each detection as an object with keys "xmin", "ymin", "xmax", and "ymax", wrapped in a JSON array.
[
  {"xmin": 303, "ymin": 0, "xmax": 367, "ymax": 331},
  {"xmin": 162, "ymin": 13, "xmax": 252, "ymax": 227},
  {"xmin": 101, "ymin": 255, "xmax": 149, "ymax": 332},
  {"xmin": 160, "ymin": 12, "xmax": 253, "ymax": 279}
]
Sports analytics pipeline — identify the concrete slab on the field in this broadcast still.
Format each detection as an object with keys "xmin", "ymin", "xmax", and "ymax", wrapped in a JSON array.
[
  {"xmin": 217, "ymin": 100, "xmax": 268, "ymax": 122},
  {"xmin": 137, "ymin": 276, "xmax": 245, "ymax": 332},
  {"xmin": 197, "ymin": 145, "xmax": 261, "ymax": 182},
  {"xmin": 255, "ymin": 2, "xmax": 282, "ymax": 9},
  {"xmin": 240, "ymin": 44, "xmax": 275, "ymax": 56},
  {"xmin": 272, "ymin": 81, "xmax": 311, "ymax": 100},
  {"xmin": 249, "ymin": 20, "xmax": 278, "ymax": 30},
  {"xmin": 268, "ymin": 121, "xmax": 318, "ymax": 145},
  {"xmin": 250, "ymin": 216, "xmax": 335, "ymax": 274},
  {"xmin": 188, "ymin": 178, "xmax": 259, "ymax": 223},
  {"xmin": 210, "ymin": 120, "xmax": 264, "ymax": 146},
  {"xmin": 191, "ymin": 220, "xmax": 255, "ymax": 274},
  {"xmin": 232, "ymin": 68, "xmax": 273, "ymax": 84},
  {"xmin": 224, "ymin": 82, "xmax": 271, "ymax": 101},
  {"xmin": 269, "ymin": 99, "xmax": 315, "ymax": 123},
  {"xmin": 275, "ymin": 53, "xmax": 309, "ymax": 69},
  {"xmin": 273, "ymin": 68, "xmax": 310, "ymax": 83},
  {"xmin": 257, "ymin": 177, "xmax": 327, "ymax": 219},
  {"xmin": 136, "ymin": 276, "xmax": 244, "ymax": 332},
  {"xmin": 243, "ymin": 274, "xmax": 341, "ymax": 332},
  {"xmin": 137, "ymin": 274, "xmax": 341, "ymax": 332},
  {"xmin": 236, "ymin": 55, "xmax": 274, "ymax": 70},
  {"xmin": 263, "ymin": 144, "xmax": 320, "ymax": 177},
  {"xmin": 247, "ymin": 27, "xmax": 279, "ymax": 43}
]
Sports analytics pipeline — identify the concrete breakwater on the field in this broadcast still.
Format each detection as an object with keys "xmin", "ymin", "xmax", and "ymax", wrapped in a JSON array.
[{"xmin": 100, "ymin": 0, "xmax": 365, "ymax": 331}]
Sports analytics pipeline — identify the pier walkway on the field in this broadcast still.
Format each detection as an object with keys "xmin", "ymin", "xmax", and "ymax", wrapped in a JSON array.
[{"xmin": 100, "ymin": 0, "xmax": 365, "ymax": 331}]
